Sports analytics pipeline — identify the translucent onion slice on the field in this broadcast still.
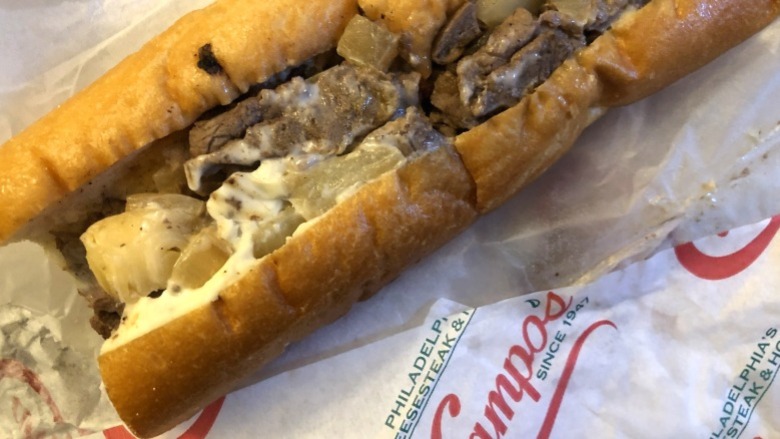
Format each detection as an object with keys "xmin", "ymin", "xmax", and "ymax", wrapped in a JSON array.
[
  {"xmin": 81, "ymin": 196, "xmax": 205, "ymax": 303},
  {"xmin": 546, "ymin": 0, "xmax": 595, "ymax": 27},
  {"xmin": 477, "ymin": 0, "xmax": 543, "ymax": 28},
  {"xmin": 251, "ymin": 207, "xmax": 305, "ymax": 259},
  {"xmin": 337, "ymin": 15, "xmax": 400, "ymax": 72},
  {"xmin": 287, "ymin": 142, "xmax": 405, "ymax": 220},
  {"xmin": 169, "ymin": 226, "xmax": 232, "ymax": 290}
]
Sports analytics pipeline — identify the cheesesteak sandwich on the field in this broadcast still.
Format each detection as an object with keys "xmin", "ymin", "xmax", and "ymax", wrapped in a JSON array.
[{"xmin": 0, "ymin": 0, "xmax": 777, "ymax": 436}]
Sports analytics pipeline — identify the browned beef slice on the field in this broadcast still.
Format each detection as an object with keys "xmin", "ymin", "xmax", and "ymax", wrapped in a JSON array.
[{"xmin": 184, "ymin": 64, "xmax": 420, "ymax": 192}]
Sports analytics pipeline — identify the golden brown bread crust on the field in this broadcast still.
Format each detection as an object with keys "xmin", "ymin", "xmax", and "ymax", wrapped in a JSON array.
[
  {"xmin": 456, "ymin": 0, "xmax": 780, "ymax": 212},
  {"xmin": 579, "ymin": 0, "xmax": 780, "ymax": 107},
  {"xmin": 2, "ymin": 0, "xmax": 778, "ymax": 436},
  {"xmin": 0, "ymin": 0, "xmax": 358, "ymax": 243},
  {"xmin": 454, "ymin": 59, "xmax": 605, "ymax": 213},
  {"xmin": 99, "ymin": 146, "xmax": 478, "ymax": 438}
]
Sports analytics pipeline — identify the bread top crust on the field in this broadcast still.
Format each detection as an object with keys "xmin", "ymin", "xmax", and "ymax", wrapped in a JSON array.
[
  {"xmin": 456, "ymin": 0, "xmax": 780, "ymax": 212},
  {"xmin": 455, "ymin": 58, "xmax": 605, "ymax": 213},
  {"xmin": 0, "ymin": 0, "xmax": 358, "ymax": 243},
  {"xmin": 579, "ymin": 0, "xmax": 780, "ymax": 107}
]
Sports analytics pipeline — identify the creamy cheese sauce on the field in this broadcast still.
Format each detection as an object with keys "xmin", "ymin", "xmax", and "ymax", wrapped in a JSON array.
[
  {"xmin": 102, "ymin": 141, "xmax": 406, "ymax": 353},
  {"xmin": 102, "ymin": 231, "xmax": 257, "ymax": 352},
  {"xmin": 184, "ymin": 80, "xmax": 323, "ymax": 193},
  {"xmin": 209, "ymin": 158, "xmax": 292, "ymax": 245}
]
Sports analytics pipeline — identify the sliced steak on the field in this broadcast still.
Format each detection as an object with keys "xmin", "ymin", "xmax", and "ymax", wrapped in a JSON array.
[
  {"xmin": 432, "ymin": 8, "xmax": 585, "ymax": 130},
  {"xmin": 188, "ymin": 53, "xmax": 338, "ymax": 157},
  {"xmin": 185, "ymin": 64, "xmax": 420, "ymax": 193},
  {"xmin": 90, "ymin": 294, "xmax": 125, "ymax": 339},
  {"xmin": 461, "ymin": 12, "xmax": 585, "ymax": 118},
  {"xmin": 432, "ymin": 1, "xmax": 483, "ymax": 65},
  {"xmin": 361, "ymin": 107, "xmax": 448, "ymax": 157}
]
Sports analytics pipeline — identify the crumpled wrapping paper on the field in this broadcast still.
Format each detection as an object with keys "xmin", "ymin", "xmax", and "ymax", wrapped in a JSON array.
[
  {"xmin": 0, "ymin": 242, "xmax": 114, "ymax": 437},
  {"xmin": 0, "ymin": 1, "xmax": 779, "ymax": 437}
]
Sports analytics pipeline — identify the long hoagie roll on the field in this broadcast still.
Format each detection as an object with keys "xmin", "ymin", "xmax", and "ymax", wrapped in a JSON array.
[{"xmin": 0, "ymin": 0, "xmax": 778, "ymax": 436}]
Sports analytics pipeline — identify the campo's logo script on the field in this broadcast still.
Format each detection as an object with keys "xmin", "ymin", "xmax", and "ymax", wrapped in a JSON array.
[{"xmin": 430, "ymin": 292, "xmax": 617, "ymax": 439}]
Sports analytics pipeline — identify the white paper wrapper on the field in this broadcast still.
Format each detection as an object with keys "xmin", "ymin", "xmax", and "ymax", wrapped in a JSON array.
[
  {"xmin": 0, "ymin": 242, "xmax": 115, "ymax": 437},
  {"xmin": 1, "ymin": 1, "xmax": 779, "ymax": 438}
]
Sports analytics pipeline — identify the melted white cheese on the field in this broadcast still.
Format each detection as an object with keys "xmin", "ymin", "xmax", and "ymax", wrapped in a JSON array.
[
  {"xmin": 101, "ymin": 192, "xmax": 264, "ymax": 353},
  {"xmin": 209, "ymin": 158, "xmax": 291, "ymax": 245},
  {"xmin": 101, "ymin": 142, "xmax": 406, "ymax": 353}
]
